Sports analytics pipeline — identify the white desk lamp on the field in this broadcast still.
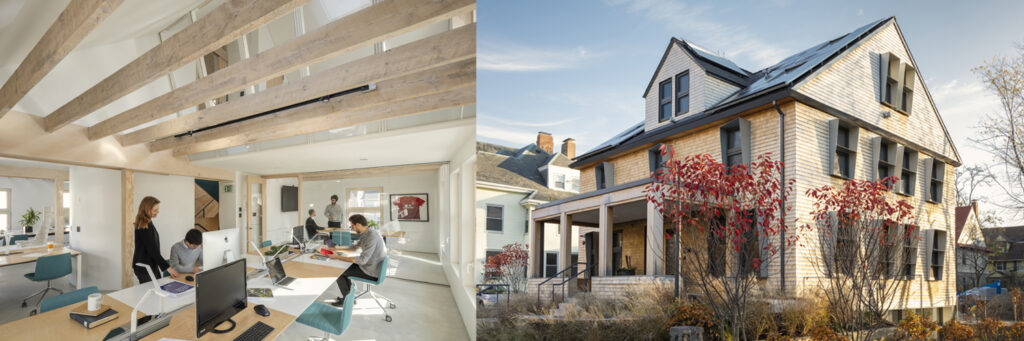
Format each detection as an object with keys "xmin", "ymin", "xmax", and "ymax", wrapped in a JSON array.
[{"xmin": 130, "ymin": 264, "xmax": 171, "ymax": 335}]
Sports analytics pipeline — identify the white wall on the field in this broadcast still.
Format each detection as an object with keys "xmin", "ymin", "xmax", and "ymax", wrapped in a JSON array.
[
  {"xmin": 0, "ymin": 177, "xmax": 55, "ymax": 234},
  {"xmin": 438, "ymin": 139, "xmax": 477, "ymax": 340},
  {"xmin": 133, "ymin": 173, "xmax": 195, "ymax": 257},
  {"xmin": 301, "ymin": 172, "xmax": 440, "ymax": 253},
  {"xmin": 219, "ymin": 181, "xmax": 236, "ymax": 229},
  {"xmin": 266, "ymin": 178, "xmax": 299, "ymax": 244},
  {"xmin": 69, "ymin": 166, "xmax": 122, "ymax": 290}
]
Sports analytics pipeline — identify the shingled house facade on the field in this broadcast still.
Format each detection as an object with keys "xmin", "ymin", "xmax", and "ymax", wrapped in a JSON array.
[{"xmin": 527, "ymin": 17, "xmax": 960, "ymax": 322}]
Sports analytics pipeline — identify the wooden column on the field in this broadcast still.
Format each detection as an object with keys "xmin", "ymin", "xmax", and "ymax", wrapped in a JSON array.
[
  {"xmin": 525, "ymin": 207, "xmax": 536, "ymax": 278},
  {"xmin": 598, "ymin": 204, "xmax": 613, "ymax": 276},
  {"xmin": 121, "ymin": 170, "xmax": 134, "ymax": 289},
  {"xmin": 646, "ymin": 201, "xmax": 664, "ymax": 276},
  {"xmin": 559, "ymin": 212, "xmax": 572, "ymax": 276},
  {"xmin": 54, "ymin": 178, "xmax": 64, "ymax": 246},
  {"xmin": 296, "ymin": 175, "xmax": 303, "ymax": 226}
]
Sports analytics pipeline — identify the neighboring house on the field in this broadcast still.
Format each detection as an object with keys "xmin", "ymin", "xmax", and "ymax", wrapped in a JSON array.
[
  {"xmin": 982, "ymin": 226, "xmax": 1024, "ymax": 288},
  {"xmin": 476, "ymin": 133, "xmax": 582, "ymax": 284},
  {"xmin": 528, "ymin": 17, "xmax": 959, "ymax": 324},
  {"xmin": 954, "ymin": 201, "xmax": 989, "ymax": 291}
]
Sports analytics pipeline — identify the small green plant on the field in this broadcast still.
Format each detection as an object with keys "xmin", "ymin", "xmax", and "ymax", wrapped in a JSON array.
[{"xmin": 19, "ymin": 207, "xmax": 41, "ymax": 227}]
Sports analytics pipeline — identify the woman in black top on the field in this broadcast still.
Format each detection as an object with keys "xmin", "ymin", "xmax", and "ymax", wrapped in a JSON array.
[{"xmin": 133, "ymin": 196, "xmax": 181, "ymax": 283}]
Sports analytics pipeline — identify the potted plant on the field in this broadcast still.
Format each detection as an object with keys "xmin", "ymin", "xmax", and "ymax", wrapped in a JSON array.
[{"xmin": 19, "ymin": 207, "xmax": 41, "ymax": 234}]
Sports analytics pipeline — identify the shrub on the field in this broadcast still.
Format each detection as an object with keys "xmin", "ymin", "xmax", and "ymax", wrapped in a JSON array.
[
  {"xmin": 666, "ymin": 300, "xmax": 722, "ymax": 340},
  {"xmin": 938, "ymin": 320, "xmax": 974, "ymax": 341},
  {"xmin": 806, "ymin": 324, "xmax": 848, "ymax": 341},
  {"xmin": 973, "ymin": 318, "xmax": 1002, "ymax": 340},
  {"xmin": 893, "ymin": 311, "xmax": 938, "ymax": 340},
  {"xmin": 1001, "ymin": 322, "xmax": 1024, "ymax": 340}
]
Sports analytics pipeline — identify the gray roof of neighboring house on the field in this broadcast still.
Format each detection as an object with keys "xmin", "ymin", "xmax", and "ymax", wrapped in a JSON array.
[
  {"xmin": 577, "ymin": 17, "xmax": 892, "ymax": 167},
  {"xmin": 983, "ymin": 226, "xmax": 1024, "ymax": 260},
  {"xmin": 476, "ymin": 142, "xmax": 576, "ymax": 202}
]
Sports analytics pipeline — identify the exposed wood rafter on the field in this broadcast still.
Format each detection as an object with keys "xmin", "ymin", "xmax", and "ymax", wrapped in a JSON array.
[
  {"xmin": 0, "ymin": 0, "xmax": 124, "ymax": 121},
  {"xmin": 85, "ymin": 0, "xmax": 475, "ymax": 141},
  {"xmin": 121, "ymin": 23, "xmax": 475, "ymax": 146},
  {"xmin": 43, "ymin": 0, "xmax": 309, "ymax": 132}
]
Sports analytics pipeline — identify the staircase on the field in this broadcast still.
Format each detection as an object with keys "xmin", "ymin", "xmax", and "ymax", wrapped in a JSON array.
[{"xmin": 531, "ymin": 262, "xmax": 595, "ymax": 304}]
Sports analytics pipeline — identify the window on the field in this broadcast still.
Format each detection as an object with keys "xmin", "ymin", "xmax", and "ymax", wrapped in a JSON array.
[
  {"xmin": 524, "ymin": 219, "xmax": 529, "ymax": 234},
  {"xmin": 872, "ymin": 138, "xmax": 897, "ymax": 189},
  {"xmin": 891, "ymin": 310, "xmax": 904, "ymax": 323},
  {"xmin": 570, "ymin": 177, "xmax": 579, "ymax": 192},
  {"xmin": 927, "ymin": 229, "xmax": 947, "ymax": 280},
  {"xmin": 545, "ymin": 252, "xmax": 558, "ymax": 277},
  {"xmin": 925, "ymin": 158, "xmax": 945, "ymax": 203},
  {"xmin": 738, "ymin": 211, "xmax": 761, "ymax": 277},
  {"xmin": 878, "ymin": 221, "xmax": 897, "ymax": 279},
  {"xmin": 659, "ymin": 80, "xmax": 672, "ymax": 122},
  {"xmin": 675, "ymin": 72, "xmax": 690, "ymax": 116},
  {"xmin": 347, "ymin": 187, "xmax": 382, "ymax": 226},
  {"xmin": 901, "ymin": 66, "xmax": 915, "ymax": 113},
  {"xmin": 900, "ymin": 149, "xmax": 918, "ymax": 196},
  {"xmin": 834, "ymin": 213, "xmax": 857, "ymax": 276},
  {"xmin": 902, "ymin": 225, "xmax": 919, "ymax": 279},
  {"xmin": 881, "ymin": 53, "xmax": 902, "ymax": 107},
  {"xmin": 484, "ymin": 251, "xmax": 501, "ymax": 281},
  {"xmin": 486, "ymin": 205, "xmax": 504, "ymax": 232},
  {"xmin": 649, "ymin": 144, "xmax": 666, "ymax": 174},
  {"xmin": 595, "ymin": 164, "xmax": 605, "ymax": 190},
  {"xmin": 555, "ymin": 174, "xmax": 566, "ymax": 189},
  {"xmin": 719, "ymin": 118, "xmax": 751, "ymax": 168},
  {"xmin": 998, "ymin": 262, "xmax": 1007, "ymax": 271},
  {"xmin": 595, "ymin": 162, "xmax": 613, "ymax": 190},
  {"xmin": 706, "ymin": 213, "xmax": 727, "ymax": 277},
  {"xmin": 0, "ymin": 188, "xmax": 9, "ymax": 233},
  {"xmin": 829, "ymin": 120, "xmax": 859, "ymax": 179}
]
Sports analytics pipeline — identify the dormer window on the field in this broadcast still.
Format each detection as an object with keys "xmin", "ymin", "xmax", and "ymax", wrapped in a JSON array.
[
  {"xmin": 555, "ymin": 174, "xmax": 566, "ymax": 189},
  {"xmin": 879, "ymin": 52, "xmax": 914, "ymax": 115},
  {"xmin": 675, "ymin": 72, "xmax": 690, "ymax": 116},
  {"xmin": 659, "ymin": 80, "xmax": 672, "ymax": 122},
  {"xmin": 901, "ymin": 66, "xmax": 915, "ymax": 113}
]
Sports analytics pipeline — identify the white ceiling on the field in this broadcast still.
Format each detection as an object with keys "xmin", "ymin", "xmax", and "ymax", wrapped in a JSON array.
[{"xmin": 190, "ymin": 119, "xmax": 475, "ymax": 175}]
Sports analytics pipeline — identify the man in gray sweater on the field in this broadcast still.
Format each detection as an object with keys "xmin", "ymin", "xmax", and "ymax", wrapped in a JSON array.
[
  {"xmin": 169, "ymin": 229, "xmax": 203, "ymax": 275},
  {"xmin": 326, "ymin": 214, "xmax": 387, "ymax": 306}
]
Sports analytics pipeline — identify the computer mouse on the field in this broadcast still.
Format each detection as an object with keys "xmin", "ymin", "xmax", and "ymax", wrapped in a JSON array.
[
  {"xmin": 185, "ymin": 275, "xmax": 194, "ymax": 281},
  {"xmin": 254, "ymin": 304, "xmax": 270, "ymax": 317}
]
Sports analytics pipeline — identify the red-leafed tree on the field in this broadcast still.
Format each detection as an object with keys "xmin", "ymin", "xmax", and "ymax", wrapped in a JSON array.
[
  {"xmin": 482, "ymin": 243, "xmax": 530, "ymax": 293},
  {"xmin": 646, "ymin": 148, "xmax": 796, "ymax": 340},
  {"xmin": 802, "ymin": 177, "xmax": 918, "ymax": 341}
]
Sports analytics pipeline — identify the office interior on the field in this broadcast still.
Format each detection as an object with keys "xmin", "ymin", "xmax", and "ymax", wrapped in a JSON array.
[{"xmin": 0, "ymin": 0, "xmax": 478, "ymax": 340}]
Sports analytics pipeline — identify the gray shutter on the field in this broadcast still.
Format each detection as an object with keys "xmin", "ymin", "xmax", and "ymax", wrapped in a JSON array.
[
  {"xmin": 848, "ymin": 126, "xmax": 860, "ymax": 178},
  {"xmin": 827, "ymin": 119, "xmax": 839, "ymax": 176},
  {"xmin": 719, "ymin": 129, "xmax": 729, "ymax": 165},
  {"xmin": 903, "ymin": 65, "xmax": 916, "ymax": 113},
  {"xmin": 740, "ymin": 118, "xmax": 752, "ymax": 164},
  {"xmin": 758, "ymin": 214, "xmax": 769, "ymax": 278},
  {"xmin": 893, "ymin": 145, "xmax": 905, "ymax": 190},
  {"xmin": 823, "ymin": 211, "xmax": 838, "ymax": 277},
  {"xmin": 603, "ymin": 162, "xmax": 615, "ymax": 188},
  {"xmin": 894, "ymin": 62, "xmax": 907, "ymax": 109},
  {"xmin": 923, "ymin": 158, "xmax": 934, "ymax": 200},
  {"xmin": 925, "ymin": 229, "xmax": 935, "ymax": 280},
  {"xmin": 878, "ymin": 53, "xmax": 890, "ymax": 102},
  {"xmin": 870, "ymin": 137, "xmax": 882, "ymax": 180}
]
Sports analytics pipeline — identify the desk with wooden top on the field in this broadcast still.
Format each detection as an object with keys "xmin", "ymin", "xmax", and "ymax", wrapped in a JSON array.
[
  {"xmin": 0, "ymin": 246, "xmax": 357, "ymax": 340},
  {"xmin": 0, "ymin": 246, "xmax": 83, "ymax": 289}
]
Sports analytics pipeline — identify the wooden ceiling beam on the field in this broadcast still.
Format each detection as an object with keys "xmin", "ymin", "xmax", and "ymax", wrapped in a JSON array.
[
  {"xmin": 86, "ymin": 0, "xmax": 475, "ymax": 141},
  {"xmin": 121, "ymin": 23, "xmax": 475, "ymax": 146},
  {"xmin": 146, "ymin": 58, "xmax": 474, "ymax": 154},
  {"xmin": 42, "ymin": 0, "xmax": 309, "ymax": 132},
  {"xmin": 297, "ymin": 163, "xmax": 444, "ymax": 182},
  {"xmin": 0, "ymin": 0, "xmax": 123, "ymax": 121}
]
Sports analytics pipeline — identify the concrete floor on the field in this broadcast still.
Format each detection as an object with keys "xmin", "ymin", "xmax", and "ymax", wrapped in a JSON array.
[{"xmin": 0, "ymin": 251, "xmax": 469, "ymax": 340}]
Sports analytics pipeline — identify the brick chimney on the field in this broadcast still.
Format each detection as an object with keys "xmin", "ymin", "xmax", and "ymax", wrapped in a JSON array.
[
  {"xmin": 561, "ymin": 138, "xmax": 576, "ymax": 159},
  {"xmin": 537, "ymin": 132, "xmax": 553, "ymax": 154}
]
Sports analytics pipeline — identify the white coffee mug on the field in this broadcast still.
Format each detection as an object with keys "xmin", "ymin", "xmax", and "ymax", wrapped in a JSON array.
[{"xmin": 87, "ymin": 293, "xmax": 102, "ymax": 311}]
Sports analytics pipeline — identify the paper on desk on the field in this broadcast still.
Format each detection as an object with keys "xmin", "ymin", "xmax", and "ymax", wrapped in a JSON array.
[{"xmin": 19, "ymin": 252, "xmax": 48, "ymax": 258}]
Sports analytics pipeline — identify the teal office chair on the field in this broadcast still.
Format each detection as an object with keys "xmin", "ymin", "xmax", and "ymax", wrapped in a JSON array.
[
  {"xmin": 296, "ymin": 291, "xmax": 354, "ymax": 341},
  {"xmin": 23, "ymin": 252, "xmax": 73, "ymax": 315},
  {"xmin": 39, "ymin": 286, "xmax": 99, "ymax": 313},
  {"xmin": 351, "ymin": 255, "xmax": 395, "ymax": 322},
  {"xmin": 10, "ymin": 234, "xmax": 29, "ymax": 245},
  {"xmin": 1, "ymin": 236, "xmax": 5, "ymax": 246},
  {"xmin": 331, "ymin": 231, "xmax": 352, "ymax": 247},
  {"xmin": 261, "ymin": 240, "xmax": 273, "ymax": 248}
]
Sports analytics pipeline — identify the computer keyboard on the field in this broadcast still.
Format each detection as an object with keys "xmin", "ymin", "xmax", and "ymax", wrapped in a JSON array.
[{"xmin": 234, "ymin": 321, "xmax": 274, "ymax": 341}]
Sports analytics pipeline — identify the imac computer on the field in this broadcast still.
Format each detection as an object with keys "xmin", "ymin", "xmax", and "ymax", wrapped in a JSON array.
[
  {"xmin": 202, "ymin": 228, "xmax": 241, "ymax": 270},
  {"xmin": 195, "ymin": 258, "xmax": 247, "ymax": 337}
]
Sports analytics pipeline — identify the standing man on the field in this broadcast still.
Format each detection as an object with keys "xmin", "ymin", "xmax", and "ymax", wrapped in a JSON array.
[
  {"xmin": 326, "ymin": 214, "xmax": 387, "ymax": 306},
  {"xmin": 324, "ymin": 194, "xmax": 343, "ymax": 228}
]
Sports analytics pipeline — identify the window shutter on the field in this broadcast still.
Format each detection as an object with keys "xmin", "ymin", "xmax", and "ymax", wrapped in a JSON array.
[
  {"xmin": 740, "ymin": 118, "xmax": 752, "ymax": 164},
  {"xmin": 719, "ymin": 128, "xmax": 729, "ymax": 165},
  {"xmin": 649, "ymin": 148, "xmax": 657, "ymax": 174},
  {"xmin": 925, "ymin": 229, "xmax": 935, "ymax": 280},
  {"xmin": 894, "ymin": 62, "xmax": 907, "ymax": 109},
  {"xmin": 828, "ymin": 119, "xmax": 840, "ymax": 176},
  {"xmin": 894, "ymin": 145, "xmax": 905, "ymax": 189},
  {"xmin": 878, "ymin": 53, "xmax": 891, "ymax": 102},
  {"xmin": 903, "ymin": 65, "xmax": 916, "ymax": 113},
  {"xmin": 603, "ymin": 162, "xmax": 615, "ymax": 188},
  {"xmin": 848, "ymin": 126, "xmax": 860, "ymax": 177},
  {"xmin": 870, "ymin": 137, "xmax": 882, "ymax": 180},
  {"xmin": 923, "ymin": 158, "xmax": 934, "ymax": 200},
  {"xmin": 758, "ymin": 214, "xmax": 770, "ymax": 278},
  {"xmin": 824, "ymin": 211, "xmax": 838, "ymax": 277}
]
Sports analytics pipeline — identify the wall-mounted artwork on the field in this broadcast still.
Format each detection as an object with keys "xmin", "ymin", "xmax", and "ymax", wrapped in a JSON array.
[{"xmin": 390, "ymin": 193, "xmax": 428, "ymax": 222}]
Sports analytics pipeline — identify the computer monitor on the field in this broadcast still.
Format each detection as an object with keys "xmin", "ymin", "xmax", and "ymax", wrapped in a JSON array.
[
  {"xmin": 202, "ymin": 228, "xmax": 241, "ymax": 270},
  {"xmin": 195, "ymin": 258, "xmax": 247, "ymax": 338}
]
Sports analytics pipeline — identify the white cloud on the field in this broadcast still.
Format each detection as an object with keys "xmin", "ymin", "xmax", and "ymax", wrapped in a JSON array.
[
  {"xmin": 479, "ymin": 43, "xmax": 592, "ymax": 72},
  {"xmin": 477, "ymin": 124, "xmax": 540, "ymax": 146},
  {"xmin": 481, "ymin": 115, "xmax": 579, "ymax": 128},
  {"xmin": 606, "ymin": 0, "xmax": 791, "ymax": 69}
]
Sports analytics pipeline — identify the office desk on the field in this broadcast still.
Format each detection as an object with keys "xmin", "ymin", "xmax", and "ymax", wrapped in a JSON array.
[
  {"xmin": 0, "ymin": 292, "xmax": 143, "ymax": 339},
  {"xmin": 107, "ymin": 277, "xmax": 196, "ymax": 316},
  {"xmin": 323, "ymin": 227, "xmax": 407, "ymax": 238},
  {"xmin": 0, "ymin": 246, "xmax": 83, "ymax": 289}
]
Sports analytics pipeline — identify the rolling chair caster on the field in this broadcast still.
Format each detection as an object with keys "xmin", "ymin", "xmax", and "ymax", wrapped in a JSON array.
[
  {"xmin": 21, "ymin": 301, "xmax": 27, "ymax": 307},
  {"xmin": 385, "ymin": 315, "xmax": 392, "ymax": 322},
  {"xmin": 29, "ymin": 309, "xmax": 37, "ymax": 316},
  {"xmin": 389, "ymin": 303, "xmax": 396, "ymax": 309}
]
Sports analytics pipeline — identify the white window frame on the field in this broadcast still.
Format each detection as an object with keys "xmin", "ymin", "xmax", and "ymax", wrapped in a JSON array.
[
  {"xmin": 486, "ymin": 204, "xmax": 504, "ymax": 232},
  {"xmin": 346, "ymin": 187, "xmax": 382, "ymax": 226},
  {"xmin": 0, "ymin": 188, "xmax": 10, "ymax": 234},
  {"xmin": 555, "ymin": 174, "xmax": 566, "ymax": 190}
]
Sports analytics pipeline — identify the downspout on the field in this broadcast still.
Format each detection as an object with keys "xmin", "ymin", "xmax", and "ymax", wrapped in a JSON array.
[{"xmin": 773, "ymin": 100, "xmax": 787, "ymax": 297}]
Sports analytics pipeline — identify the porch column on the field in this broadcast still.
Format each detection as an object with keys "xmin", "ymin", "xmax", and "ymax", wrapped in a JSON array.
[
  {"xmin": 598, "ymin": 204, "xmax": 613, "ymax": 276},
  {"xmin": 559, "ymin": 212, "xmax": 572, "ymax": 276},
  {"xmin": 526, "ymin": 209, "xmax": 538, "ymax": 278},
  {"xmin": 646, "ymin": 200, "xmax": 664, "ymax": 275}
]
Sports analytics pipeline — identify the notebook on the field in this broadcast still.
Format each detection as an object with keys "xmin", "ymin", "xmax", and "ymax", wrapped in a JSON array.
[
  {"xmin": 246, "ymin": 288, "xmax": 274, "ymax": 303},
  {"xmin": 70, "ymin": 308, "xmax": 119, "ymax": 329},
  {"xmin": 160, "ymin": 281, "xmax": 195, "ymax": 296}
]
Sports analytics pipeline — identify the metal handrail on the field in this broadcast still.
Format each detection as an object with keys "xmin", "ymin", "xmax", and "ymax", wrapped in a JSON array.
[
  {"xmin": 536, "ymin": 262, "xmax": 588, "ymax": 304},
  {"xmin": 195, "ymin": 199, "xmax": 215, "ymax": 218},
  {"xmin": 194, "ymin": 223, "xmax": 209, "ymax": 232},
  {"xmin": 476, "ymin": 284, "xmax": 511, "ymax": 306},
  {"xmin": 552, "ymin": 262, "xmax": 596, "ymax": 302}
]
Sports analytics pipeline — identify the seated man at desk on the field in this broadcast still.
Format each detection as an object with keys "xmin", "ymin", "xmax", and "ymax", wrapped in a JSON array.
[
  {"xmin": 169, "ymin": 228, "xmax": 203, "ymax": 275},
  {"xmin": 305, "ymin": 208, "xmax": 325, "ymax": 240},
  {"xmin": 325, "ymin": 214, "xmax": 387, "ymax": 307}
]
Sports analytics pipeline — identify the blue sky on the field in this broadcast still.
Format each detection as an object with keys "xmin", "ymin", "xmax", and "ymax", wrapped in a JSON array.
[{"xmin": 478, "ymin": 0, "xmax": 1024, "ymax": 223}]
